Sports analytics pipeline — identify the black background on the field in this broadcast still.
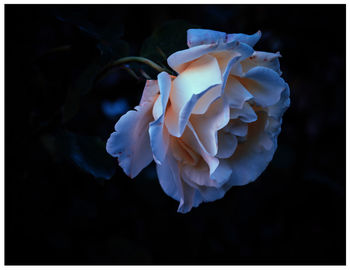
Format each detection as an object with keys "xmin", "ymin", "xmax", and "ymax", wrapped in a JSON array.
[{"xmin": 5, "ymin": 4, "xmax": 346, "ymax": 265}]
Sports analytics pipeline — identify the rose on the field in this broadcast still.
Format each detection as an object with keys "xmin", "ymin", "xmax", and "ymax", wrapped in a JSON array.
[{"xmin": 106, "ymin": 29, "xmax": 290, "ymax": 213}]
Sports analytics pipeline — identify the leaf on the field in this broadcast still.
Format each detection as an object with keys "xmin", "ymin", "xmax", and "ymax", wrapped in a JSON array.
[
  {"xmin": 62, "ymin": 52, "xmax": 115, "ymax": 123},
  {"xmin": 68, "ymin": 132, "xmax": 116, "ymax": 180},
  {"xmin": 42, "ymin": 130, "xmax": 116, "ymax": 180},
  {"xmin": 140, "ymin": 20, "xmax": 200, "ymax": 65}
]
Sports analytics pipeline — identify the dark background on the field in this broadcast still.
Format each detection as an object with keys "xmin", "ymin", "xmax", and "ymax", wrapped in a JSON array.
[{"xmin": 5, "ymin": 4, "xmax": 346, "ymax": 265}]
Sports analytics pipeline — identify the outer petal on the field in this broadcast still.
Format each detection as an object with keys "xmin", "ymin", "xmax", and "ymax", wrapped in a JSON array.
[
  {"xmin": 149, "ymin": 72, "xmax": 172, "ymax": 164},
  {"xmin": 140, "ymin": 80, "xmax": 160, "ymax": 104},
  {"xmin": 106, "ymin": 101, "xmax": 155, "ymax": 178},
  {"xmin": 236, "ymin": 66, "xmax": 287, "ymax": 107},
  {"xmin": 187, "ymin": 29, "xmax": 226, "ymax": 48},
  {"xmin": 187, "ymin": 29, "xmax": 262, "ymax": 48},
  {"xmin": 157, "ymin": 140, "xmax": 202, "ymax": 213},
  {"xmin": 181, "ymin": 169, "xmax": 228, "ymax": 203},
  {"xmin": 190, "ymin": 98, "xmax": 230, "ymax": 156},
  {"xmin": 226, "ymin": 30, "xmax": 262, "ymax": 47},
  {"xmin": 240, "ymin": 51, "xmax": 282, "ymax": 75},
  {"xmin": 266, "ymin": 83, "xmax": 290, "ymax": 120},
  {"xmin": 227, "ymin": 111, "xmax": 277, "ymax": 187}
]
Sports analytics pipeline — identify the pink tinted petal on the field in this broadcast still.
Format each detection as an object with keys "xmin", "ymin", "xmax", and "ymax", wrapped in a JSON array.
[
  {"xmin": 170, "ymin": 136, "xmax": 199, "ymax": 166},
  {"xmin": 165, "ymin": 55, "xmax": 222, "ymax": 137},
  {"xmin": 167, "ymin": 43, "xmax": 219, "ymax": 73},
  {"xmin": 140, "ymin": 80, "xmax": 159, "ymax": 104},
  {"xmin": 226, "ymin": 30, "xmax": 262, "ymax": 47},
  {"xmin": 149, "ymin": 72, "xmax": 172, "ymax": 164},
  {"xmin": 106, "ymin": 102, "xmax": 154, "ymax": 178},
  {"xmin": 170, "ymin": 55, "xmax": 222, "ymax": 113},
  {"xmin": 182, "ymin": 124, "xmax": 219, "ymax": 175},
  {"xmin": 190, "ymin": 98, "xmax": 230, "ymax": 156},
  {"xmin": 181, "ymin": 159, "xmax": 219, "ymax": 188}
]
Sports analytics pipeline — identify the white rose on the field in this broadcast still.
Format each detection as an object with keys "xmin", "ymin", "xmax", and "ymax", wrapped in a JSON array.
[{"xmin": 107, "ymin": 29, "xmax": 290, "ymax": 213}]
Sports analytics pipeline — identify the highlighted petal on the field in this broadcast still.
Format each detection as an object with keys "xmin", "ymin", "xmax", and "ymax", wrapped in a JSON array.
[
  {"xmin": 167, "ymin": 43, "xmax": 219, "ymax": 73},
  {"xmin": 106, "ymin": 101, "xmax": 154, "ymax": 178},
  {"xmin": 165, "ymin": 55, "xmax": 222, "ymax": 137}
]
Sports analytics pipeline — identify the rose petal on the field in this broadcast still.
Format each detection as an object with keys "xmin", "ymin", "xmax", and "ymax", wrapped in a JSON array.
[
  {"xmin": 226, "ymin": 30, "xmax": 262, "ymax": 47},
  {"xmin": 224, "ymin": 119, "xmax": 249, "ymax": 137},
  {"xmin": 190, "ymin": 98, "xmax": 230, "ymax": 156},
  {"xmin": 187, "ymin": 29, "xmax": 227, "ymax": 48},
  {"xmin": 149, "ymin": 72, "xmax": 172, "ymax": 164},
  {"xmin": 140, "ymin": 80, "xmax": 160, "ymax": 104},
  {"xmin": 266, "ymin": 84, "xmax": 290, "ymax": 120},
  {"xmin": 156, "ymin": 145, "xmax": 201, "ymax": 214},
  {"xmin": 224, "ymin": 76, "xmax": 253, "ymax": 109},
  {"xmin": 170, "ymin": 135, "xmax": 199, "ymax": 166},
  {"xmin": 167, "ymin": 43, "xmax": 219, "ymax": 73},
  {"xmin": 106, "ymin": 102, "xmax": 155, "ymax": 178},
  {"xmin": 236, "ymin": 66, "xmax": 287, "ymax": 107},
  {"xmin": 168, "ymin": 38, "xmax": 251, "ymax": 75},
  {"xmin": 182, "ymin": 124, "xmax": 219, "ymax": 175},
  {"xmin": 165, "ymin": 55, "xmax": 222, "ymax": 137},
  {"xmin": 181, "ymin": 170, "xmax": 227, "ymax": 203},
  {"xmin": 240, "ymin": 51, "xmax": 282, "ymax": 75},
  {"xmin": 181, "ymin": 158, "xmax": 220, "ymax": 188},
  {"xmin": 216, "ymin": 130, "xmax": 238, "ymax": 159},
  {"xmin": 227, "ymin": 111, "xmax": 276, "ymax": 186},
  {"xmin": 230, "ymin": 102, "xmax": 258, "ymax": 123}
]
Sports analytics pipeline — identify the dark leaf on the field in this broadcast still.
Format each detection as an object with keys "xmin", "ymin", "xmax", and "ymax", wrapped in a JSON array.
[
  {"xmin": 62, "ymin": 53, "xmax": 113, "ymax": 123},
  {"xmin": 140, "ymin": 20, "xmax": 200, "ymax": 65},
  {"xmin": 42, "ymin": 130, "xmax": 116, "ymax": 180}
]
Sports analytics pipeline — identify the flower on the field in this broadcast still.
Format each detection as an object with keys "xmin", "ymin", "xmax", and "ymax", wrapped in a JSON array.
[{"xmin": 106, "ymin": 29, "xmax": 290, "ymax": 213}]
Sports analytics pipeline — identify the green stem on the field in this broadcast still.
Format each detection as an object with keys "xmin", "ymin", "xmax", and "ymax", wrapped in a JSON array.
[{"xmin": 97, "ymin": 56, "xmax": 175, "ymax": 82}]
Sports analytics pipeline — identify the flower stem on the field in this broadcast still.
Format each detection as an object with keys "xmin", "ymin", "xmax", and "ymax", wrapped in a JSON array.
[{"xmin": 97, "ymin": 56, "xmax": 175, "ymax": 82}]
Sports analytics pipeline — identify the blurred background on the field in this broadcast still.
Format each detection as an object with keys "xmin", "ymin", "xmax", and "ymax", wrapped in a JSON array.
[{"xmin": 5, "ymin": 4, "xmax": 345, "ymax": 265}]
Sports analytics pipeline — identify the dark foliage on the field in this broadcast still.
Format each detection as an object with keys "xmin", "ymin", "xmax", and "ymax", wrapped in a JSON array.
[{"xmin": 5, "ymin": 4, "xmax": 345, "ymax": 265}]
